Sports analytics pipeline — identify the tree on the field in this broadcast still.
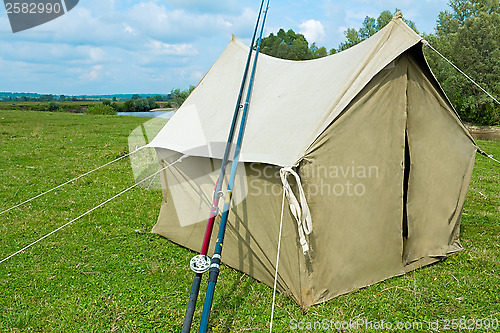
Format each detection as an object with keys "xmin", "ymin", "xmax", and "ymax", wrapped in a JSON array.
[
  {"xmin": 376, "ymin": 10, "xmax": 394, "ymax": 30},
  {"xmin": 260, "ymin": 29, "xmax": 327, "ymax": 60},
  {"xmin": 338, "ymin": 28, "xmax": 363, "ymax": 51},
  {"xmin": 39, "ymin": 94, "xmax": 54, "ymax": 102},
  {"xmin": 169, "ymin": 85, "xmax": 195, "ymax": 109},
  {"xmin": 310, "ymin": 43, "xmax": 328, "ymax": 58},
  {"xmin": 123, "ymin": 100, "xmax": 134, "ymax": 112},
  {"xmin": 338, "ymin": 10, "xmax": 418, "ymax": 51},
  {"xmin": 258, "ymin": 12, "xmax": 416, "ymax": 61},
  {"xmin": 120, "ymin": 98, "xmax": 152, "ymax": 112},
  {"xmin": 85, "ymin": 105, "xmax": 117, "ymax": 115},
  {"xmin": 424, "ymin": 0, "xmax": 500, "ymax": 124},
  {"xmin": 47, "ymin": 102, "xmax": 60, "ymax": 112},
  {"xmin": 359, "ymin": 16, "xmax": 377, "ymax": 39}
]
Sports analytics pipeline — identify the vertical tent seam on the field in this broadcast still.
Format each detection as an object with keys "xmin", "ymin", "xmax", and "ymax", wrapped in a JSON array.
[{"xmin": 402, "ymin": 58, "xmax": 411, "ymax": 263}]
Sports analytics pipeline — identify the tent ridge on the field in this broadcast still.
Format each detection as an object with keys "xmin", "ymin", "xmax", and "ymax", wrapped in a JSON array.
[{"xmin": 392, "ymin": 18, "xmax": 423, "ymax": 43}]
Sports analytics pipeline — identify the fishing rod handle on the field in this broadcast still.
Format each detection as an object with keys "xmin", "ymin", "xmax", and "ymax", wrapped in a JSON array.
[
  {"xmin": 198, "ymin": 200, "xmax": 231, "ymax": 332},
  {"xmin": 198, "ymin": 256, "xmax": 222, "ymax": 333},
  {"xmin": 182, "ymin": 273, "xmax": 203, "ymax": 333}
]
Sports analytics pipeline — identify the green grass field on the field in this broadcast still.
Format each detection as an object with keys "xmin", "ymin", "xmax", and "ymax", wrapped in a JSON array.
[
  {"xmin": 0, "ymin": 101, "xmax": 102, "ymax": 113},
  {"xmin": 0, "ymin": 110, "xmax": 499, "ymax": 332}
]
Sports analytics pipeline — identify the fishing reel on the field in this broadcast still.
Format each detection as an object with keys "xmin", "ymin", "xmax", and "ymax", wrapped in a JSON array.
[{"xmin": 190, "ymin": 254, "xmax": 211, "ymax": 273}]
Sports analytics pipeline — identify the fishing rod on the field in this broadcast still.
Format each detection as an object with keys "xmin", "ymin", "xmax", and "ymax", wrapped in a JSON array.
[
  {"xmin": 181, "ymin": 1, "xmax": 266, "ymax": 332},
  {"xmin": 198, "ymin": 1, "xmax": 271, "ymax": 332}
]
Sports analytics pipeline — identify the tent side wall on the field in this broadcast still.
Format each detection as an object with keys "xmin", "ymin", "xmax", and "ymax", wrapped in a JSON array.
[
  {"xmin": 151, "ymin": 158, "xmax": 310, "ymax": 306},
  {"xmin": 300, "ymin": 48, "xmax": 476, "ymax": 307},
  {"xmin": 300, "ymin": 54, "xmax": 409, "ymax": 306},
  {"xmin": 403, "ymin": 48, "xmax": 477, "ymax": 267}
]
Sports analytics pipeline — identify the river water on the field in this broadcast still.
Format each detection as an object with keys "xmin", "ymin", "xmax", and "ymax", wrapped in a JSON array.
[{"xmin": 470, "ymin": 132, "xmax": 500, "ymax": 141}]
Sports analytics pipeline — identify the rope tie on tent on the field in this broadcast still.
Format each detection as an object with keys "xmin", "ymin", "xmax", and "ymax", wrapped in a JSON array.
[
  {"xmin": 0, "ymin": 155, "xmax": 185, "ymax": 265},
  {"xmin": 269, "ymin": 189, "xmax": 285, "ymax": 333},
  {"xmin": 0, "ymin": 145, "xmax": 147, "ymax": 216},
  {"xmin": 279, "ymin": 167, "xmax": 312, "ymax": 254},
  {"xmin": 422, "ymin": 40, "xmax": 500, "ymax": 106}
]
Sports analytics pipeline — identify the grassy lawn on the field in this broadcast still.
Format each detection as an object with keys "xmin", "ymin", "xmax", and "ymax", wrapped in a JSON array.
[
  {"xmin": 0, "ymin": 110, "xmax": 499, "ymax": 332},
  {"xmin": 0, "ymin": 101, "xmax": 102, "ymax": 113}
]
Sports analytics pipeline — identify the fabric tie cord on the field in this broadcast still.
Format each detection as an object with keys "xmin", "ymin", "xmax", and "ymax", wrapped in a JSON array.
[{"xmin": 279, "ymin": 167, "xmax": 313, "ymax": 254}]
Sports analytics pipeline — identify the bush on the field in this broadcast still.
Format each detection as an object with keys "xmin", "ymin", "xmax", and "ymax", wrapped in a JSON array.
[
  {"xmin": 84, "ymin": 105, "xmax": 117, "ymax": 115},
  {"xmin": 120, "ymin": 97, "xmax": 158, "ymax": 112},
  {"xmin": 46, "ymin": 102, "xmax": 65, "ymax": 112}
]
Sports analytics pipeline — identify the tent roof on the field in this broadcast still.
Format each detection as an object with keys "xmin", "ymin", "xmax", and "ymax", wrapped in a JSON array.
[{"xmin": 148, "ymin": 15, "xmax": 423, "ymax": 167}]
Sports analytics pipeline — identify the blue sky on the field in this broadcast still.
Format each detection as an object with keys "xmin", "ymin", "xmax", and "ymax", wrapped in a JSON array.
[{"xmin": 0, "ymin": 0, "xmax": 452, "ymax": 96}]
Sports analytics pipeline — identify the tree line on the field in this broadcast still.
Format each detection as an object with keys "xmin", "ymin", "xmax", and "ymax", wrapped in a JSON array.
[
  {"xmin": 1, "ymin": 86, "xmax": 196, "ymax": 115},
  {"xmin": 259, "ymin": 1, "xmax": 499, "ymax": 125},
  {"xmin": 260, "ymin": 10, "xmax": 418, "ymax": 59},
  {"xmin": 83, "ymin": 87, "xmax": 196, "ymax": 115}
]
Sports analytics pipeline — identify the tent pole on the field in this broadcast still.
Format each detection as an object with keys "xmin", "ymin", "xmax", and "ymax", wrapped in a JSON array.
[
  {"xmin": 181, "ymin": 1, "xmax": 266, "ymax": 332},
  {"xmin": 198, "ymin": 1, "xmax": 271, "ymax": 332}
]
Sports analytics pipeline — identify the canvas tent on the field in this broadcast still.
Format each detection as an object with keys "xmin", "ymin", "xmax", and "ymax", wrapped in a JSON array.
[{"xmin": 147, "ymin": 14, "xmax": 479, "ymax": 309}]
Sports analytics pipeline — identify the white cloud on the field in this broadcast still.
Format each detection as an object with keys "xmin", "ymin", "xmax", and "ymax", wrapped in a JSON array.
[
  {"xmin": 88, "ymin": 47, "xmax": 107, "ymax": 62},
  {"xmin": 147, "ymin": 40, "xmax": 198, "ymax": 56},
  {"xmin": 190, "ymin": 70, "xmax": 204, "ymax": 83},
  {"xmin": 164, "ymin": 0, "xmax": 240, "ymax": 14},
  {"xmin": 80, "ymin": 65, "xmax": 103, "ymax": 81},
  {"xmin": 123, "ymin": 23, "xmax": 135, "ymax": 35},
  {"xmin": 338, "ymin": 26, "xmax": 348, "ymax": 34},
  {"xmin": 299, "ymin": 19, "xmax": 326, "ymax": 43},
  {"xmin": 0, "ymin": 1, "xmax": 256, "ymax": 94},
  {"xmin": 0, "ymin": 0, "xmax": 451, "ymax": 95}
]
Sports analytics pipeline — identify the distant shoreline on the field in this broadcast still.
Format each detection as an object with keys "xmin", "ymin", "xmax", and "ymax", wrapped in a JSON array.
[
  {"xmin": 149, "ymin": 108, "xmax": 175, "ymax": 112},
  {"xmin": 466, "ymin": 124, "xmax": 500, "ymax": 133},
  {"xmin": 466, "ymin": 124, "xmax": 500, "ymax": 141}
]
